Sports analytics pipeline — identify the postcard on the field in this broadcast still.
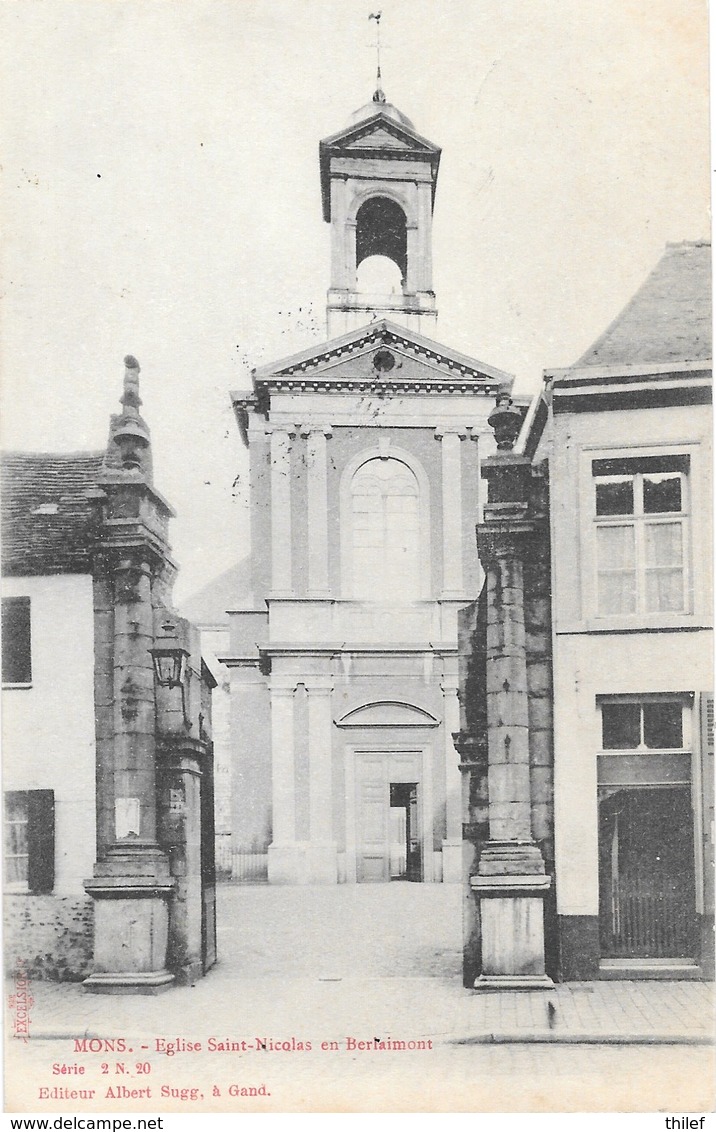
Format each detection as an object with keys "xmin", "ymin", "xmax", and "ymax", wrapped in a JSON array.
[{"xmin": 2, "ymin": 0, "xmax": 713, "ymax": 1117}]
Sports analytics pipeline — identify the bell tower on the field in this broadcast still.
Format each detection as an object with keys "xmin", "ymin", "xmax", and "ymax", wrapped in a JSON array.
[{"xmin": 319, "ymin": 89, "xmax": 441, "ymax": 337}]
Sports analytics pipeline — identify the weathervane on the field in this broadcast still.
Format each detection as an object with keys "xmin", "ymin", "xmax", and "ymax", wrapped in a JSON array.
[{"xmin": 368, "ymin": 12, "xmax": 386, "ymax": 103}]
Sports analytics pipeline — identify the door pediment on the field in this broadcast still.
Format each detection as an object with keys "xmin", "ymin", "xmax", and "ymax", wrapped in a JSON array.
[{"xmin": 336, "ymin": 701, "xmax": 439, "ymax": 728}]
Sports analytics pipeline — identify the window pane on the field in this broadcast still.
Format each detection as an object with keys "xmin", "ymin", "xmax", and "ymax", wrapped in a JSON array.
[
  {"xmin": 643, "ymin": 474, "xmax": 682, "ymax": 514},
  {"xmin": 597, "ymin": 525, "xmax": 635, "ymax": 567},
  {"xmin": 7, "ymin": 821, "xmax": 28, "ymax": 854},
  {"xmin": 3, "ymin": 792, "xmax": 29, "ymax": 887},
  {"xmin": 645, "ymin": 522, "xmax": 682, "ymax": 566},
  {"xmin": 5, "ymin": 856, "xmax": 28, "ymax": 885},
  {"xmin": 602, "ymin": 704, "xmax": 641, "ymax": 749},
  {"xmin": 645, "ymin": 568, "xmax": 684, "ymax": 612},
  {"xmin": 643, "ymin": 702, "xmax": 683, "ymax": 749},
  {"xmin": 598, "ymin": 572, "xmax": 636, "ymax": 615},
  {"xmin": 596, "ymin": 478, "xmax": 634, "ymax": 516}
]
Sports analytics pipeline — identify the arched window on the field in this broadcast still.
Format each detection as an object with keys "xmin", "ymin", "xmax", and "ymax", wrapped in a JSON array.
[
  {"xmin": 350, "ymin": 457, "xmax": 420, "ymax": 600},
  {"xmin": 355, "ymin": 196, "xmax": 407, "ymax": 284}
]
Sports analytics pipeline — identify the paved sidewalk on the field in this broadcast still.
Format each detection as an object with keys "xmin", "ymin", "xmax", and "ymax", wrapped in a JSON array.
[
  {"xmin": 16, "ymin": 973, "xmax": 715, "ymax": 1046},
  {"xmin": 12, "ymin": 884, "xmax": 714, "ymax": 1047}
]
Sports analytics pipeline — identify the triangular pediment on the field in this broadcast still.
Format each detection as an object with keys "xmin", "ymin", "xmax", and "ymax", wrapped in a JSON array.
[
  {"xmin": 249, "ymin": 320, "xmax": 512, "ymax": 394},
  {"xmin": 343, "ymin": 126, "xmax": 415, "ymax": 151},
  {"xmin": 321, "ymin": 113, "xmax": 439, "ymax": 157}
]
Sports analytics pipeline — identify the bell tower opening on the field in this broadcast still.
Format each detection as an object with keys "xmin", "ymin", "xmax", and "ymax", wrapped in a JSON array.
[
  {"xmin": 356, "ymin": 196, "xmax": 407, "ymax": 285},
  {"xmin": 320, "ymin": 94, "xmax": 441, "ymax": 337}
]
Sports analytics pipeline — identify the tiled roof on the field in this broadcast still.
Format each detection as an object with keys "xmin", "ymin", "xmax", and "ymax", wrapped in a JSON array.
[
  {"xmin": 578, "ymin": 241, "xmax": 712, "ymax": 367},
  {"xmin": 1, "ymin": 452, "xmax": 104, "ymax": 575},
  {"xmin": 180, "ymin": 556, "xmax": 254, "ymax": 627}
]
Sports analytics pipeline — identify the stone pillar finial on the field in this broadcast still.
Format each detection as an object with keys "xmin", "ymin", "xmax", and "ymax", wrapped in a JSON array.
[
  {"xmin": 487, "ymin": 389, "xmax": 522, "ymax": 452},
  {"xmin": 121, "ymin": 355, "xmax": 142, "ymax": 415},
  {"xmin": 109, "ymin": 355, "xmax": 151, "ymax": 475}
]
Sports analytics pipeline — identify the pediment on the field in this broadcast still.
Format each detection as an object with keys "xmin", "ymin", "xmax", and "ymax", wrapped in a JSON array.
[
  {"xmin": 322, "ymin": 115, "xmax": 438, "ymax": 157},
  {"xmin": 343, "ymin": 126, "xmax": 421, "ymax": 152},
  {"xmin": 251, "ymin": 321, "xmax": 511, "ymax": 393},
  {"xmin": 336, "ymin": 701, "xmax": 440, "ymax": 728}
]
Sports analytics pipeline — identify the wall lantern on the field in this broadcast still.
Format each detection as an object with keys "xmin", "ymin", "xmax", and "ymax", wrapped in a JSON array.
[
  {"xmin": 151, "ymin": 611, "xmax": 191, "ymax": 728},
  {"xmin": 151, "ymin": 641, "xmax": 187, "ymax": 688}
]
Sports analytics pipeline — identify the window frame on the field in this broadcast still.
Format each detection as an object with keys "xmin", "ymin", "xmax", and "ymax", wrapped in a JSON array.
[
  {"xmin": 3, "ymin": 789, "xmax": 55, "ymax": 894},
  {"xmin": 339, "ymin": 445, "xmax": 432, "ymax": 602},
  {"xmin": 598, "ymin": 693, "xmax": 692, "ymax": 758},
  {"xmin": 577, "ymin": 443, "xmax": 704, "ymax": 631},
  {"xmin": 593, "ymin": 459, "xmax": 689, "ymax": 618}
]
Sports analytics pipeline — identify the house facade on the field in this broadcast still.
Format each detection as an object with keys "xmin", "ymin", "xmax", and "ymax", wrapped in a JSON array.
[
  {"xmin": 221, "ymin": 90, "xmax": 510, "ymax": 886},
  {"xmin": 3, "ymin": 457, "xmax": 101, "ymax": 979},
  {"xmin": 3, "ymin": 358, "xmax": 218, "ymax": 989},
  {"xmin": 459, "ymin": 240, "xmax": 714, "ymax": 983}
]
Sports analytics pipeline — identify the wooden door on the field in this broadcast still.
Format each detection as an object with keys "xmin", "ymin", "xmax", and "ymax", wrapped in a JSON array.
[{"xmin": 356, "ymin": 756, "xmax": 389, "ymax": 882}]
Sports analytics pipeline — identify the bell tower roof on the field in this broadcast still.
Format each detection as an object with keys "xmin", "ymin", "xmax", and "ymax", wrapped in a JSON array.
[{"xmin": 319, "ymin": 105, "xmax": 440, "ymax": 224}]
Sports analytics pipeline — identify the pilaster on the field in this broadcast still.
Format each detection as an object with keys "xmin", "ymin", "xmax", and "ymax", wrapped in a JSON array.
[
  {"xmin": 269, "ymin": 426, "xmax": 295, "ymax": 597},
  {"xmin": 435, "ymin": 428, "xmax": 467, "ymax": 597},
  {"xmin": 306, "ymin": 681, "xmax": 338, "ymax": 883},
  {"xmin": 440, "ymin": 672, "xmax": 463, "ymax": 882},
  {"xmin": 269, "ymin": 682, "xmax": 296, "ymax": 845},
  {"xmin": 302, "ymin": 426, "xmax": 332, "ymax": 597}
]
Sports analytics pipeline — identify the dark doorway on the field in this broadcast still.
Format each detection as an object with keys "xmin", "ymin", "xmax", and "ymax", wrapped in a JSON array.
[
  {"xmin": 389, "ymin": 782, "xmax": 421, "ymax": 881},
  {"xmin": 598, "ymin": 785, "xmax": 697, "ymax": 959}
]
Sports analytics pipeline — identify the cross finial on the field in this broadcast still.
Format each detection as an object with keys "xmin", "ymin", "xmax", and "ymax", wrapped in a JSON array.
[{"xmin": 368, "ymin": 12, "xmax": 385, "ymax": 102}]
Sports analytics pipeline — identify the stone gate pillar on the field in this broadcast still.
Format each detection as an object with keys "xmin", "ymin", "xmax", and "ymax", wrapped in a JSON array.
[
  {"xmin": 84, "ymin": 358, "xmax": 177, "ymax": 993},
  {"xmin": 471, "ymin": 393, "xmax": 553, "ymax": 990}
]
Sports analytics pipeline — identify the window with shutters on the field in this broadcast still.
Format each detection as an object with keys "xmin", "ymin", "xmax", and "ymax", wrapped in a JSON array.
[
  {"xmin": 3, "ymin": 790, "xmax": 55, "ymax": 893},
  {"xmin": 593, "ymin": 456, "xmax": 689, "ymax": 617},
  {"xmin": 2, "ymin": 597, "xmax": 32, "ymax": 685}
]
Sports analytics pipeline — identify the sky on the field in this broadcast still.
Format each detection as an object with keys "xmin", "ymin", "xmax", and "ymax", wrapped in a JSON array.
[{"xmin": 0, "ymin": 0, "xmax": 709, "ymax": 603}]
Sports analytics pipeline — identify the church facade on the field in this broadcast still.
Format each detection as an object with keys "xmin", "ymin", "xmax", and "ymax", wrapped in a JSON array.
[{"xmin": 222, "ymin": 92, "xmax": 510, "ymax": 885}]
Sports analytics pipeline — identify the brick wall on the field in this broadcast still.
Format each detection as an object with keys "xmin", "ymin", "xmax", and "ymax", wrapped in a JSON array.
[{"xmin": 4, "ymin": 895, "xmax": 93, "ymax": 981}]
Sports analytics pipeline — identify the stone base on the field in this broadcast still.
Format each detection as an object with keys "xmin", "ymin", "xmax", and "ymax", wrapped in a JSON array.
[
  {"xmin": 268, "ymin": 841, "xmax": 338, "ymax": 885},
  {"xmin": 84, "ymin": 845, "xmax": 175, "ymax": 993},
  {"xmin": 472, "ymin": 857, "xmax": 551, "ymax": 987},
  {"xmin": 441, "ymin": 840, "xmax": 463, "ymax": 884},
  {"xmin": 473, "ymin": 973, "xmax": 554, "ymax": 991},
  {"xmin": 83, "ymin": 971, "xmax": 174, "ymax": 995}
]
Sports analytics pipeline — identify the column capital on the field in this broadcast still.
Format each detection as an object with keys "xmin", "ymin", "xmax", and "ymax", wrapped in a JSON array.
[
  {"xmin": 434, "ymin": 426, "xmax": 468, "ymax": 441},
  {"xmin": 306, "ymin": 680, "xmax": 334, "ymax": 696},
  {"xmin": 300, "ymin": 423, "xmax": 333, "ymax": 440},
  {"xmin": 266, "ymin": 423, "xmax": 297, "ymax": 440}
]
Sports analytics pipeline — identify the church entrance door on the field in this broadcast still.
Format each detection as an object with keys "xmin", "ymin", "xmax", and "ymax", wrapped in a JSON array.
[{"xmin": 354, "ymin": 751, "xmax": 424, "ymax": 883}]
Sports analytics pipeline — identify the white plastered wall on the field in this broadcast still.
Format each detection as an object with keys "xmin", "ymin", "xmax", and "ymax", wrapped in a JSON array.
[
  {"xmin": 2, "ymin": 574, "xmax": 96, "ymax": 894},
  {"xmin": 549, "ymin": 399, "xmax": 713, "ymax": 917}
]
